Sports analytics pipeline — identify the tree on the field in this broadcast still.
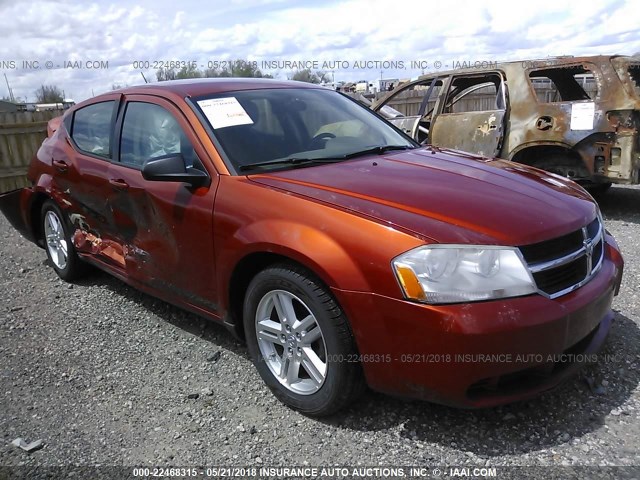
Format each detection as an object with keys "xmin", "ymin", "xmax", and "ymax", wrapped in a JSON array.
[
  {"xmin": 290, "ymin": 69, "xmax": 330, "ymax": 84},
  {"xmin": 230, "ymin": 60, "xmax": 271, "ymax": 78},
  {"xmin": 156, "ymin": 67, "xmax": 178, "ymax": 82},
  {"xmin": 204, "ymin": 60, "xmax": 272, "ymax": 78},
  {"xmin": 156, "ymin": 60, "xmax": 272, "ymax": 82},
  {"xmin": 176, "ymin": 64, "xmax": 203, "ymax": 79},
  {"xmin": 35, "ymin": 85, "xmax": 64, "ymax": 103}
]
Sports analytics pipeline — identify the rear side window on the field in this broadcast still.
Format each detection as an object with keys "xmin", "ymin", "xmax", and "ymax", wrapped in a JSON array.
[
  {"xmin": 71, "ymin": 101, "xmax": 115, "ymax": 157},
  {"xmin": 529, "ymin": 66, "xmax": 597, "ymax": 102}
]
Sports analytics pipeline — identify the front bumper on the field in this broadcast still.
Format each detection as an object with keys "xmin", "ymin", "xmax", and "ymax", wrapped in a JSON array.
[{"xmin": 334, "ymin": 239, "xmax": 624, "ymax": 408}]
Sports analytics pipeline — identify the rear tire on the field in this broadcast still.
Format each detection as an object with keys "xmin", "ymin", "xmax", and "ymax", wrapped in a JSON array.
[
  {"xmin": 243, "ymin": 264, "xmax": 365, "ymax": 416},
  {"xmin": 41, "ymin": 200, "xmax": 88, "ymax": 281}
]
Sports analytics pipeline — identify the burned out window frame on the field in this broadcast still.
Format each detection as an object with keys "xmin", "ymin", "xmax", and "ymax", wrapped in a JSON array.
[
  {"xmin": 373, "ymin": 77, "xmax": 442, "ymax": 118},
  {"xmin": 625, "ymin": 63, "xmax": 640, "ymax": 97},
  {"xmin": 526, "ymin": 63, "xmax": 600, "ymax": 104},
  {"xmin": 438, "ymin": 71, "xmax": 507, "ymax": 115}
]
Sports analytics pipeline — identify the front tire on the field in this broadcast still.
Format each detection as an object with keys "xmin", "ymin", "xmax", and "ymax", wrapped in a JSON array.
[
  {"xmin": 243, "ymin": 264, "xmax": 365, "ymax": 416},
  {"xmin": 41, "ymin": 200, "xmax": 88, "ymax": 281}
]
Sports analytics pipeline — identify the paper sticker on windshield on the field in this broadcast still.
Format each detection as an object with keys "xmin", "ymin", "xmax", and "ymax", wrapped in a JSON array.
[
  {"xmin": 197, "ymin": 97, "xmax": 254, "ymax": 129},
  {"xmin": 570, "ymin": 102, "xmax": 595, "ymax": 130}
]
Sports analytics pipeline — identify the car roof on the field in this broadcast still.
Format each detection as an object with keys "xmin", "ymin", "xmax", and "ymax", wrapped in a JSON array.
[
  {"xmin": 414, "ymin": 54, "xmax": 632, "ymax": 81},
  {"xmin": 107, "ymin": 78, "xmax": 320, "ymax": 100}
]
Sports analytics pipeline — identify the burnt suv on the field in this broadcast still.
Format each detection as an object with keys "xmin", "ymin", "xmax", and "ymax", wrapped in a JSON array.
[{"xmin": 373, "ymin": 55, "xmax": 640, "ymax": 191}]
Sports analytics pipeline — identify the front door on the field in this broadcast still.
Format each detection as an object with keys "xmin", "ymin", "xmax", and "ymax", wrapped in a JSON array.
[
  {"xmin": 430, "ymin": 72, "xmax": 507, "ymax": 157},
  {"xmin": 105, "ymin": 95, "xmax": 219, "ymax": 312}
]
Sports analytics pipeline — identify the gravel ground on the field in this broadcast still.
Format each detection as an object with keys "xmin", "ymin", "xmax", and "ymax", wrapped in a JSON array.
[{"xmin": 0, "ymin": 186, "xmax": 639, "ymax": 479}]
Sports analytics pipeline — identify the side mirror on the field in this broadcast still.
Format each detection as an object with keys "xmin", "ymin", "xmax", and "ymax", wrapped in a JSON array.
[{"xmin": 141, "ymin": 154, "xmax": 210, "ymax": 188}]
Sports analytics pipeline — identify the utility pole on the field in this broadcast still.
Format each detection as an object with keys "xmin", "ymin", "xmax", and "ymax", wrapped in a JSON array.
[{"xmin": 4, "ymin": 73, "xmax": 15, "ymax": 102}]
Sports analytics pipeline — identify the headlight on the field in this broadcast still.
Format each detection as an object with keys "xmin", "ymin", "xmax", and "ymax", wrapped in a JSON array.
[{"xmin": 392, "ymin": 245, "xmax": 537, "ymax": 304}]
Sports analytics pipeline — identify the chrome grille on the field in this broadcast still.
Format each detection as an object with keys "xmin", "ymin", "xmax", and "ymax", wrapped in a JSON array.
[{"xmin": 519, "ymin": 218, "xmax": 604, "ymax": 298}]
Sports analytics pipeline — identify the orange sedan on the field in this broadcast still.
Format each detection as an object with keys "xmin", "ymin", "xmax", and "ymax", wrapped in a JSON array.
[{"xmin": 0, "ymin": 79, "xmax": 624, "ymax": 415}]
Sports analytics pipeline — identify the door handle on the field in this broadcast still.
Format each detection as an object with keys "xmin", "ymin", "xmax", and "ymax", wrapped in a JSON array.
[
  {"xmin": 52, "ymin": 159, "xmax": 69, "ymax": 172},
  {"xmin": 109, "ymin": 178, "xmax": 129, "ymax": 190}
]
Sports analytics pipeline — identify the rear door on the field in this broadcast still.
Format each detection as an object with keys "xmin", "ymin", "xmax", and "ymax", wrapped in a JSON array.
[
  {"xmin": 106, "ymin": 95, "xmax": 219, "ymax": 310},
  {"xmin": 430, "ymin": 72, "xmax": 507, "ymax": 157},
  {"xmin": 58, "ymin": 96, "xmax": 125, "ymax": 269}
]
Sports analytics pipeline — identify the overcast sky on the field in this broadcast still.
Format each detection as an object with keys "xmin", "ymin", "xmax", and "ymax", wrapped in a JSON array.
[{"xmin": 1, "ymin": 0, "xmax": 639, "ymax": 102}]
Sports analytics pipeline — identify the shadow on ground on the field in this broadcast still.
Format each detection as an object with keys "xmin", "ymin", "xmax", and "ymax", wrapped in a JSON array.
[
  {"xmin": 597, "ymin": 185, "xmax": 640, "ymax": 223},
  {"xmin": 327, "ymin": 311, "xmax": 639, "ymax": 456},
  {"xmin": 66, "ymin": 266, "xmax": 246, "ymax": 357}
]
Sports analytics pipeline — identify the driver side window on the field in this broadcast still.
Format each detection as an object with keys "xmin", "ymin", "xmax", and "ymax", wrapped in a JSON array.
[
  {"xmin": 442, "ymin": 74, "xmax": 506, "ymax": 114},
  {"xmin": 120, "ymin": 102, "xmax": 201, "ymax": 169}
]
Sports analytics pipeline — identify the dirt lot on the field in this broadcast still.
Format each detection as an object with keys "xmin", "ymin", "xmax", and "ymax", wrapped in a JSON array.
[{"xmin": 0, "ymin": 186, "xmax": 639, "ymax": 479}]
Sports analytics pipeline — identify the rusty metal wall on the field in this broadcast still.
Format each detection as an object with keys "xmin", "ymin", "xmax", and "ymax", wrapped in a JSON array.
[{"xmin": 0, "ymin": 110, "xmax": 61, "ymax": 193}]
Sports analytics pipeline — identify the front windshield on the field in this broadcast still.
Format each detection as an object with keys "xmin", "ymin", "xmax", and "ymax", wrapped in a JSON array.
[{"xmin": 193, "ymin": 87, "xmax": 416, "ymax": 172}]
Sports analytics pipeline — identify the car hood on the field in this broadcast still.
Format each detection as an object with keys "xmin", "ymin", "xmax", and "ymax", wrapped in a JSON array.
[{"xmin": 248, "ymin": 147, "xmax": 598, "ymax": 246}]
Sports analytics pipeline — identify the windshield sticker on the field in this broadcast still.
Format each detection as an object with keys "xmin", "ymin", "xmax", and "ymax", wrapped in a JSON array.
[
  {"xmin": 570, "ymin": 102, "xmax": 595, "ymax": 130},
  {"xmin": 197, "ymin": 97, "xmax": 254, "ymax": 129}
]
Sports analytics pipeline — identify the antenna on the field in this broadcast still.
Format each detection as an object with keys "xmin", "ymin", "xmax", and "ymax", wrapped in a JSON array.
[
  {"xmin": 141, "ymin": 72, "xmax": 149, "ymax": 84},
  {"xmin": 4, "ymin": 73, "xmax": 15, "ymax": 102}
]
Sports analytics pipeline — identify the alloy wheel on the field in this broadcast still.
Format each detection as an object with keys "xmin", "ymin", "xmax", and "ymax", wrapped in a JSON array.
[
  {"xmin": 255, "ymin": 290, "xmax": 327, "ymax": 395},
  {"xmin": 44, "ymin": 210, "xmax": 68, "ymax": 270}
]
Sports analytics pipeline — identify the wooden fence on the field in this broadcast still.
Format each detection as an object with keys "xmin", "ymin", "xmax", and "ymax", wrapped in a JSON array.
[{"xmin": 0, "ymin": 110, "xmax": 62, "ymax": 193}]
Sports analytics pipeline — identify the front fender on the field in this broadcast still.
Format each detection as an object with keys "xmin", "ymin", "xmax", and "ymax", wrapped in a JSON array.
[{"xmin": 217, "ymin": 219, "xmax": 372, "ymax": 308}]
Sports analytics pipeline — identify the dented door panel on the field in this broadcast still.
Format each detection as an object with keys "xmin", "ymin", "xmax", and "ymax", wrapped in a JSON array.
[
  {"xmin": 60, "ymin": 143, "xmax": 114, "ymax": 246},
  {"xmin": 105, "ymin": 163, "xmax": 218, "ymax": 309}
]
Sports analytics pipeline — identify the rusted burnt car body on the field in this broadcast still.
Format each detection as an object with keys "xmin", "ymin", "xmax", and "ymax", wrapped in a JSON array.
[
  {"xmin": 0, "ymin": 79, "xmax": 624, "ymax": 415},
  {"xmin": 373, "ymin": 55, "xmax": 640, "ymax": 189}
]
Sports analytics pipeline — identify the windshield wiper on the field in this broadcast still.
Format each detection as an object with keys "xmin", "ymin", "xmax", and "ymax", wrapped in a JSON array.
[
  {"xmin": 341, "ymin": 144, "xmax": 414, "ymax": 159},
  {"xmin": 238, "ymin": 157, "xmax": 347, "ymax": 171},
  {"xmin": 239, "ymin": 145, "xmax": 414, "ymax": 172}
]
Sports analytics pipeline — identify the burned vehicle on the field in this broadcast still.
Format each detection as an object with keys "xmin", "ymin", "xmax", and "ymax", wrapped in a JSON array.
[
  {"xmin": 373, "ymin": 55, "xmax": 640, "ymax": 190},
  {"xmin": 0, "ymin": 78, "xmax": 624, "ymax": 415}
]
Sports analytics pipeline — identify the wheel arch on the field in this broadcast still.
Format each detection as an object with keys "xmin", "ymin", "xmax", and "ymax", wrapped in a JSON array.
[
  {"xmin": 221, "ymin": 223, "xmax": 372, "ymax": 341},
  {"xmin": 509, "ymin": 143, "xmax": 590, "ymax": 179}
]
